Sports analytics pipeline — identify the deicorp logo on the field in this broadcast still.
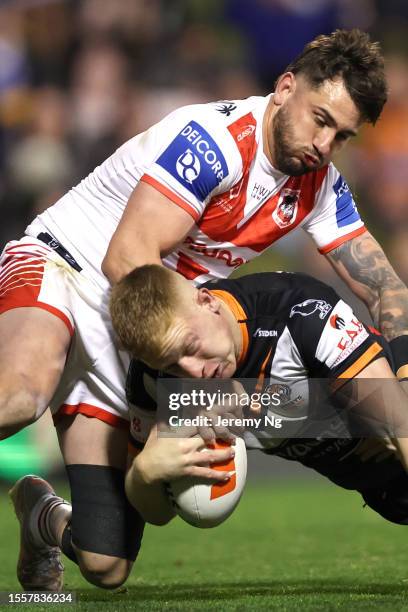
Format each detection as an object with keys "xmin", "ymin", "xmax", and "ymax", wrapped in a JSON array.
[{"xmin": 156, "ymin": 121, "xmax": 228, "ymax": 201}]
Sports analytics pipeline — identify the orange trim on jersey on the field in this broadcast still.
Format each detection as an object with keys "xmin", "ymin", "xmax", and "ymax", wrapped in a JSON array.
[
  {"xmin": 53, "ymin": 402, "xmax": 129, "ymax": 429},
  {"xmin": 209, "ymin": 440, "xmax": 236, "ymax": 500},
  {"xmin": 255, "ymin": 348, "xmax": 273, "ymax": 392},
  {"xmin": 209, "ymin": 289, "xmax": 249, "ymax": 366},
  {"xmin": 318, "ymin": 226, "xmax": 367, "ymax": 254},
  {"xmin": 140, "ymin": 174, "xmax": 200, "ymax": 222},
  {"xmin": 337, "ymin": 342, "xmax": 383, "ymax": 379}
]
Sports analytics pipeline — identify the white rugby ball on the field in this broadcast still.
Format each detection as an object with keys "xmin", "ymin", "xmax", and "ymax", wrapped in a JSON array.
[{"xmin": 165, "ymin": 437, "xmax": 247, "ymax": 528}]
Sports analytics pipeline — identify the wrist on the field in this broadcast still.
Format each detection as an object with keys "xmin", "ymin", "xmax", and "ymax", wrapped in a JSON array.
[
  {"xmin": 134, "ymin": 451, "xmax": 162, "ymax": 486},
  {"xmin": 389, "ymin": 335, "xmax": 408, "ymax": 381}
]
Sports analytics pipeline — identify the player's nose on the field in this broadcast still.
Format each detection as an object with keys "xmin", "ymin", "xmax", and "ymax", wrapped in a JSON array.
[
  {"xmin": 178, "ymin": 356, "xmax": 205, "ymax": 378},
  {"xmin": 313, "ymin": 128, "xmax": 335, "ymax": 158}
]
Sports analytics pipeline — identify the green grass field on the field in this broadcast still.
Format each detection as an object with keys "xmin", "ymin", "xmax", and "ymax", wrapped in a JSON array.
[{"xmin": 1, "ymin": 480, "xmax": 408, "ymax": 611}]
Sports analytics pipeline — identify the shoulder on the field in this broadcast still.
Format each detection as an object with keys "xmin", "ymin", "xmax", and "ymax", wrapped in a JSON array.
[{"xmin": 203, "ymin": 272, "xmax": 339, "ymax": 320}]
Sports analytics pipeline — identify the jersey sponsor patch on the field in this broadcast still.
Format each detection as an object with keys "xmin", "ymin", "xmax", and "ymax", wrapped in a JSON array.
[
  {"xmin": 289, "ymin": 298, "xmax": 332, "ymax": 320},
  {"xmin": 237, "ymin": 124, "xmax": 256, "ymax": 142},
  {"xmin": 156, "ymin": 121, "xmax": 228, "ymax": 201},
  {"xmin": 253, "ymin": 327, "xmax": 278, "ymax": 338},
  {"xmin": 316, "ymin": 300, "xmax": 369, "ymax": 369},
  {"xmin": 333, "ymin": 174, "xmax": 360, "ymax": 228}
]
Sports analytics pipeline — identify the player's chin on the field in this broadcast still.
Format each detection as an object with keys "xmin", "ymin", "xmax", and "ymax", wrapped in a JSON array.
[
  {"xmin": 279, "ymin": 157, "xmax": 310, "ymax": 177},
  {"xmin": 293, "ymin": 160, "xmax": 313, "ymax": 176},
  {"xmin": 219, "ymin": 362, "xmax": 236, "ymax": 378}
]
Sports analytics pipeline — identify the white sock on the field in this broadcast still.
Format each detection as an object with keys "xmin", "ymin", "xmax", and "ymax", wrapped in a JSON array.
[{"xmin": 35, "ymin": 497, "xmax": 72, "ymax": 548}]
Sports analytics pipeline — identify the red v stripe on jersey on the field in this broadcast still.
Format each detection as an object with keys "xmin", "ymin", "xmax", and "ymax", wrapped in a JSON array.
[
  {"xmin": 175, "ymin": 251, "xmax": 209, "ymax": 281},
  {"xmin": 198, "ymin": 111, "xmax": 329, "ymax": 252},
  {"xmin": 199, "ymin": 112, "xmax": 258, "ymax": 240},
  {"xmin": 200, "ymin": 166, "xmax": 328, "ymax": 251}
]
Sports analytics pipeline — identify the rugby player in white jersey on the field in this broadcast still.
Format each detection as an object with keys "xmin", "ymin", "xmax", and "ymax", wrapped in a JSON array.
[{"xmin": 2, "ymin": 30, "xmax": 408, "ymax": 591}]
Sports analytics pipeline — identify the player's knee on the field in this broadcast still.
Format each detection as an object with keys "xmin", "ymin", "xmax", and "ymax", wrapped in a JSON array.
[
  {"xmin": 0, "ymin": 386, "xmax": 46, "ymax": 439},
  {"xmin": 66, "ymin": 465, "xmax": 145, "ymax": 584},
  {"xmin": 77, "ymin": 550, "xmax": 132, "ymax": 589}
]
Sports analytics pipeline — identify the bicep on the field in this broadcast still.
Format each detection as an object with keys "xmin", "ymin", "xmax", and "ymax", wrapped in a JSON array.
[
  {"xmin": 103, "ymin": 181, "xmax": 195, "ymax": 283},
  {"xmin": 354, "ymin": 356, "xmax": 395, "ymax": 380},
  {"xmin": 355, "ymin": 357, "xmax": 408, "ymax": 468},
  {"xmin": 347, "ymin": 357, "xmax": 408, "ymax": 438}
]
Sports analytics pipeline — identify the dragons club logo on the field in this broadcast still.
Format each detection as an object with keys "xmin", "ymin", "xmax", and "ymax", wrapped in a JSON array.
[{"xmin": 272, "ymin": 188, "xmax": 301, "ymax": 229}]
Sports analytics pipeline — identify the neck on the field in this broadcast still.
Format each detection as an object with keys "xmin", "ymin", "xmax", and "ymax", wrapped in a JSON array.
[
  {"xmin": 262, "ymin": 96, "xmax": 276, "ymax": 165},
  {"xmin": 219, "ymin": 301, "xmax": 243, "ymax": 364}
]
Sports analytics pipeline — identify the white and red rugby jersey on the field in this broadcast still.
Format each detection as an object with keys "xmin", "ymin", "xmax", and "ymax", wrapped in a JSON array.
[{"xmin": 27, "ymin": 95, "xmax": 365, "ymax": 288}]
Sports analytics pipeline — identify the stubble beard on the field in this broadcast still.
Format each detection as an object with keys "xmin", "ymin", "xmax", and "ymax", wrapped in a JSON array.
[{"xmin": 272, "ymin": 106, "xmax": 311, "ymax": 177}]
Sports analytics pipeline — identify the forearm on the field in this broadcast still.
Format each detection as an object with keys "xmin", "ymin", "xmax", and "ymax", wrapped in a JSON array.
[
  {"xmin": 102, "ymin": 236, "xmax": 162, "ymax": 285},
  {"xmin": 124, "ymin": 425, "xmax": 234, "ymax": 525},
  {"xmin": 370, "ymin": 280, "xmax": 408, "ymax": 340},
  {"xmin": 327, "ymin": 232, "xmax": 408, "ymax": 340},
  {"xmin": 125, "ymin": 454, "xmax": 176, "ymax": 526},
  {"xmin": 102, "ymin": 182, "xmax": 194, "ymax": 285}
]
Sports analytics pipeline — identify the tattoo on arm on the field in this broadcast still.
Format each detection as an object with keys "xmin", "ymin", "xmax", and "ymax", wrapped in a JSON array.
[{"xmin": 327, "ymin": 233, "xmax": 408, "ymax": 340}]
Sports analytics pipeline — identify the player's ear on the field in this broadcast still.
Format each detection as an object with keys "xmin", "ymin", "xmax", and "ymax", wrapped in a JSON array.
[
  {"xmin": 274, "ymin": 72, "xmax": 296, "ymax": 106},
  {"xmin": 197, "ymin": 288, "xmax": 220, "ymax": 313}
]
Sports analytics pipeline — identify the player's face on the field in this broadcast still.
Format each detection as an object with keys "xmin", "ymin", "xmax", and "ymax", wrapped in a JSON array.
[
  {"xmin": 150, "ymin": 290, "xmax": 240, "ymax": 379},
  {"xmin": 268, "ymin": 75, "xmax": 362, "ymax": 176}
]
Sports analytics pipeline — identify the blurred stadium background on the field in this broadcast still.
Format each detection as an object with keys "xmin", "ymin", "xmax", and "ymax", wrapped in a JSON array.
[{"xmin": 0, "ymin": 0, "xmax": 407, "ymax": 514}]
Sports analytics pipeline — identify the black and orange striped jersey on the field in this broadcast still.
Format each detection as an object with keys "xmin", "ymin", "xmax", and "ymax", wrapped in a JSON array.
[
  {"xmin": 202, "ymin": 271, "xmax": 384, "ymax": 384},
  {"xmin": 127, "ymin": 271, "xmax": 399, "ymax": 491}
]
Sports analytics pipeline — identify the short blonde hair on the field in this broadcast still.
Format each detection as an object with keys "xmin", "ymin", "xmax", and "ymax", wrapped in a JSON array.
[{"xmin": 109, "ymin": 265, "xmax": 180, "ymax": 363}]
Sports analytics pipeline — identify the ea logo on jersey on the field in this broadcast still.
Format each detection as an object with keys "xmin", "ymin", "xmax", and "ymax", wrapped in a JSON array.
[
  {"xmin": 290, "ymin": 299, "xmax": 332, "ymax": 320},
  {"xmin": 156, "ymin": 120, "xmax": 228, "ymax": 202},
  {"xmin": 272, "ymin": 188, "xmax": 300, "ymax": 229},
  {"xmin": 176, "ymin": 149, "xmax": 201, "ymax": 184}
]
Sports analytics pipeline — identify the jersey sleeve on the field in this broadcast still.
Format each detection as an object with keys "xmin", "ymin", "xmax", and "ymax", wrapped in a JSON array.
[
  {"xmin": 301, "ymin": 164, "xmax": 366, "ymax": 254},
  {"xmin": 314, "ymin": 299, "xmax": 383, "ymax": 377},
  {"xmin": 126, "ymin": 359, "xmax": 159, "ymax": 453},
  {"xmin": 139, "ymin": 105, "xmax": 242, "ymax": 222},
  {"xmin": 287, "ymin": 278, "xmax": 383, "ymax": 379}
]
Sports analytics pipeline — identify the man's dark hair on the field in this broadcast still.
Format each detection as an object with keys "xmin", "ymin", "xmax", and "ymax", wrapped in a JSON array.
[{"xmin": 285, "ymin": 29, "xmax": 387, "ymax": 124}]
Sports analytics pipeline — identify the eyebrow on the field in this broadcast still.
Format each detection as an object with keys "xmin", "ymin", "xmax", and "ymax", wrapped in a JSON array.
[
  {"xmin": 158, "ymin": 333, "xmax": 195, "ymax": 370},
  {"xmin": 315, "ymin": 107, "xmax": 358, "ymax": 138}
]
